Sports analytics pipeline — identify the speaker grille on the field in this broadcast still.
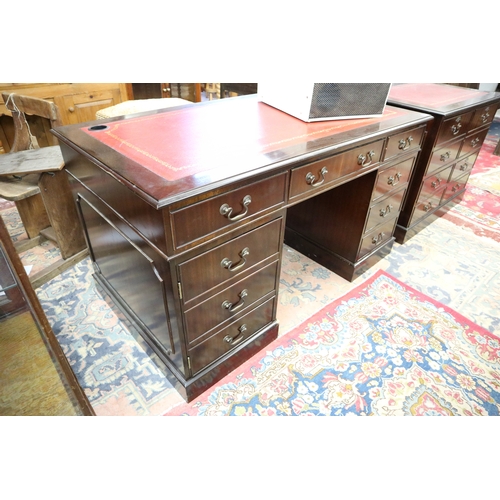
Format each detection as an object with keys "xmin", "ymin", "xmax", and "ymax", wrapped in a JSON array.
[{"xmin": 309, "ymin": 83, "xmax": 391, "ymax": 119}]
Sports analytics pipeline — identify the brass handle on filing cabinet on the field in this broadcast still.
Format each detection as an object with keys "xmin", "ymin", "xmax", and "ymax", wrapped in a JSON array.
[
  {"xmin": 305, "ymin": 166, "xmax": 328, "ymax": 187},
  {"xmin": 220, "ymin": 195, "xmax": 252, "ymax": 222},
  {"xmin": 481, "ymin": 112, "xmax": 490, "ymax": 123},
  {"xmin": 387, "ymin": 172, "xmax": 401, "ymax": 186},
  {"xmin": 358, "ymin": 150, "xmax": 375, "ymax": 167},
  {"xmin": 398, "ymin": 136, "xmax": 413, "ymax": 151},
  {"xmin": 224, "ymin": 324, "xmax": 247, "ymax": 345},
  {"xmin": 371, "ymin": 232, "xmax": 385, "ymax": 245},
  {"xmin": 431, "ymin": 178, "xmax": 441, "ymax": 189},
  {"xmin": 221, "ymin": 247, "xmax": 250, "ymax": 272},
  {"xmin": 440, "ymin": 151, "xmax": 451, "ymax": 162},
  {"xmin": 451, "ymin": 123, "xmax": 462, "ymax": 135},
  {"xmin": 222, "ymin": 289, "xmax": 248, "ymax": 313},
  {"xmin": 379, "ymin": 205, "xmax": 393, "ymax": 218}
]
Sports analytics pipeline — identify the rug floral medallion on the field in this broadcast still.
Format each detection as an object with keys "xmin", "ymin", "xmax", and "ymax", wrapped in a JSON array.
[{"xmin": 166, "ymin": 270, "xmax": 500, "ymax": 416}]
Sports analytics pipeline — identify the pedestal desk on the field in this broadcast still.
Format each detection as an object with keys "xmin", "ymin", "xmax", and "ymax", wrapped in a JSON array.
[
  {"xmin": 52, "ymin": 96, "xmax": 432, "ymax": 401},
  {"xmin": 388, "ymin": 83, "xmax": 500, "ymax": 243}
]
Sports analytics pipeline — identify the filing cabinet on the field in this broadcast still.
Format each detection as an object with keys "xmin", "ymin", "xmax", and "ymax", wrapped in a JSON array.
[{"xmin": 388, "ymin": 83, "xmax": 500, "ymax": 243}]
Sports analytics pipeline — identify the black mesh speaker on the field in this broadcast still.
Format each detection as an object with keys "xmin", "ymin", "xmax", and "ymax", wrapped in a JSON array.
[
  {"xmin": 258, "ymin": 83, "xmax": 392, "ymax": 122},
  {"xmin": 309, "ymin": 83, "xmax": 391, "ymax": 119}
]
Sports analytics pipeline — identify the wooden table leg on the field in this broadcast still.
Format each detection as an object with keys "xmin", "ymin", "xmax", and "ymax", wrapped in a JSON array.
[{"xmin": 38, "ymin": 170, "xmax": 86, "ymax": 259}]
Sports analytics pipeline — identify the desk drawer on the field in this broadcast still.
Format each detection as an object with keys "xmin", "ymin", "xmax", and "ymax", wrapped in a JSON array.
[
  {"xmin": 450, "ymin": 152, "xmax": 478, "ymax": 182},
  {"xmin": 172, "ymin": 172, "xmax": 287, "ymax": 249},
  {"xmin": 427, "ymin": 138, "xmax": 462, "ymax": 175},
  {"xmin": 442, "ymin": 172, "xmax": 471, "ymax": 203},
  {"xmin": 289, "ymin": 138, "xmax": 385, "ymax": 199},
  {"xmin": 365, "ymin": 188, "xmax": 406, "ymax": 234},
  {"xmin": 178, "ymin": 217, "xmax": 283, "ymax": 304},
  {"xmin": 412, "ymin": 187, "xmax": 446, "ymax": 222},
  {"xmin": 372, "ymin": 156, "xmax": 415, "ymax": 201},
  {"xmin": 436, "ymin": 112, "xmax": 473, "ymax": 145},
  {"xmin": 384, "ymin": 125, "xmax": 425, "ymax": 161},
  {"xmin": 184, "ymin": 260, "xmax": 279, "ymax": 345},
  {"xmin": 468, "ymin": 103, "xmax": 497, "ymax": 131},
  {"xmin": 358, "ymin": 217, "xmax": 397, "ymax": 260},
  {"xmin": 188, "ymin": 297, "xmax": 275, "ymax": 375},
  {"xmin": 421, "ymin": 165, "xmax": 454, "ymax": 199},
  {"xmin": 460, "ymin": 128, "xmax": 489, "ymax": 157}
]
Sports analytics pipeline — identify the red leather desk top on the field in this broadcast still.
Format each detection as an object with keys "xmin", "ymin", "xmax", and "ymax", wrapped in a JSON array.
[
  {"xmin": 82, "ymin": 98, "xmax": 402, "ymax": 182},
  {"xmin": 388, "ymin": 83, "xmax": 491, "ymax": 114},
  {"xmin": 52, "ymin": 95, "xmax": 432, "ymax": 206}
]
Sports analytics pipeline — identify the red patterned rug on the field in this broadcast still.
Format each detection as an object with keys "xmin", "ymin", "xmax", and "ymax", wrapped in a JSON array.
[{"xmin": 165, "ymin": 269, "xmax": 500, "ymax": 416}]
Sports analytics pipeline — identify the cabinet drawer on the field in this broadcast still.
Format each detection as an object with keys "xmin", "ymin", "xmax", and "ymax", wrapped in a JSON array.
[
  {"xmin": 184, "ymin": 260, "xmax": 279, "ymax": 345},
  {"xmin": 372, "ymin": 156, "xmax": 415, "ymax": 201},
  {"xmin": 468, "ymin": 103, "xmax": 497, "ymax": 131},
  {"xmin": 358, "ymin": 217, "xmax": 397, "ymax": 260},
  {"xmin": 289, "ymin": 139, "xmax": 385, "ymax": 199},
  {"xmin": 427, "ymin": 137, "xmax": 462, "ymax": 175},
  {"xmin": 412, "ymin": 187, "xmax": 446, "ymax": 222},
  {"xmin": 188, "ymin": 297, "xmax": 275, "ymax": 374},
  {"xmin": 421, "ymin": 165, "xmax": 454, "ymax": 199},
  {"xmin": 178, "ymin": 217, "xmax": 283, "ymax": 304},
  {"xmin": 384, "ymin": 126, "xmax": 425, "ymax": 161},
  {"xmin": 172, "ymin": 172, "xmax": 287, "ymax": 249},
  {"xmin": 459, "ymin": 128, "xmax": 489, "ymax": 158},
  {"xmin": 436, "ymin": 111, "xmax": 473, "ymax": 145},
  {"xmin": 442, "ymin": 173, "xmax": 471, "ymax": 203},
  {"xmin": 365, "ymin": 188, "xmax": 406, "ymax": 234},
  {"xmin": 450, "ymin": 152, "xmax": 478, "ymax": 182}
]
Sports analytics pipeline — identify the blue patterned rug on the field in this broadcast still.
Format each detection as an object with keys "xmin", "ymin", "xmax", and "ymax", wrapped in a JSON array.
[{"xmin": 166, "ymin": 270, "xmax": 500, "ymax": 416}]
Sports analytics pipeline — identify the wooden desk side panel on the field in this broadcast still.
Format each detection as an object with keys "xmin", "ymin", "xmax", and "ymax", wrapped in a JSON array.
[{"xmin": 61, "ymin": 143, "xmax": 171, "ymax": 257}]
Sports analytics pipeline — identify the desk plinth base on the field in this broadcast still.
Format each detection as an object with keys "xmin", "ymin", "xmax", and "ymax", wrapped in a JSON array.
[{"xmin": 93, "ymin": 269, "xmax": 278, "ymax": 403}]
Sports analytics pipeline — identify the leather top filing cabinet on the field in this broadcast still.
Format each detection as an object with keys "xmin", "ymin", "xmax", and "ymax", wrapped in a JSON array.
[
  {"xmin": 52, "ymin": 95, "xmax": 432, "ymax": 401},
  {"xmin": 387, "ymin": 83, "xmax": 500, "ymax": 244}
]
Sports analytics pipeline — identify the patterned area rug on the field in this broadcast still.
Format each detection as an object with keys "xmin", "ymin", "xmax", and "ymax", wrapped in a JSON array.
[{"xmin": 165, "ymin": 270, "xmax": 500, "ymax": 416}]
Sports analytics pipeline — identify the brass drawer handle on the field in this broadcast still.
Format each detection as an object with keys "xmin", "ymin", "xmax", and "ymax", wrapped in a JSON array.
[
  {"xmin": 431, "ymin": 177, "xmax": 441, "ymax": 189},
  {"xmin": 471, "ymin": 138, "xmax": 480, "ymax": 148},
  {"xmin": 451, "ymin": 123, "xmax": 462, "ymax": 135},
  {"xmin": 224, "ymin": 324, "xmax": 247, "ymax": 345},
  {"xmin": 220, "ymin": 195, "xmax": 252, "ymax": 222},
  {"xmin": 371, "ymin": 232, "xmax": 385, "ymax": 245},
  {"xmin": 379, "ymin": 205, "xmax": 393, "ymax": 218},
  {"xmin": 398, "ymin": 135, "xmax": 413, "ymax": 151},
  {"xmin": 440, "ymin": 151, "xmax": 451, "ymax": 162},
  {"xmin": 358, "ymin": 150, "xmax": 375, "ymax": 167},
  {"xmin": 221, "ymin": 289, "xmax": 248, "ymax": 313},
  {"xmin": 423, "ymin": 201, "xmax": 434, "ymax": 212},
  {"xmin": 481, "ymin": 111, "xmax": 490, "ymax": 123},
  {"xmin": 305, "ymin": 166, "xmax": 328, "ymax": 187},
  {"xmin": 459, "ymin": 161, "xmax": 469, "ymax": 172},
  {"xmin": 221, "ymin": 247, "xmax": 250, "ymax": 272},
  {"xmin": 387, "ymin": 172, "xmax": 401, "ymax": 186},
  {"xmin": 452, "ymin": 183, "xmax": 462, "ymax": 193}
]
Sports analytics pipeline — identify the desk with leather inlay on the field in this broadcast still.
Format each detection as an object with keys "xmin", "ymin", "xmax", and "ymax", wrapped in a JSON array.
[
  {"xmin": 52, "ymin": 95, "xmax": 432, "ymax": 401},
  {"xmin": 388, "ymin": 83, "xmax": 500, "ymax": 243}
]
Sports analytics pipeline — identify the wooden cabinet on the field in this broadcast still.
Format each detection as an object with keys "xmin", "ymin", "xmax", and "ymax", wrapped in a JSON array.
[
  {"xmin": 52, "ymin": 96, "xmax": 431, "ymax": 401},
  {"xmin": 387, "ymin": 83, "xmax": 500, "ymax": 243},
  {"xmin": 0, "ymin": 83, "xmax": 129, "ymax": 152},
  {"xmin": 130, "ymin": 83, "xmax": 201, "ymax": 102}
]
